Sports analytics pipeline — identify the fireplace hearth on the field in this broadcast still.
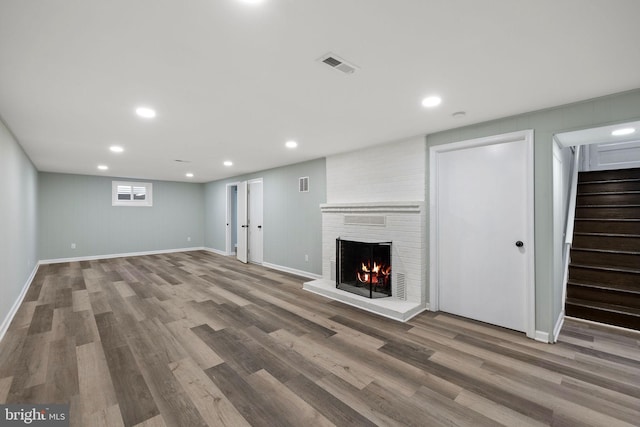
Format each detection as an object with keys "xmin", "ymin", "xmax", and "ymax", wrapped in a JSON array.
[{"xmin": 336, "ymin": 238, "xmax": 392, "ymax": 299}]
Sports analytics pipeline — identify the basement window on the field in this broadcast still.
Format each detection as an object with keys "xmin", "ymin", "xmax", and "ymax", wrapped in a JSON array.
[{"xmin": 112, "ymin": 181, "xmax": 153, "ymax": 207}]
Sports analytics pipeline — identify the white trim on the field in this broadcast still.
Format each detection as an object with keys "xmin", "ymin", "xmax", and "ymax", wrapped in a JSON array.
[
  {"xmin": 112, "ymin": 180, "xmax": 153, "ymax": 207},
  {"xmin": 202, "ymin": 246, "xmax": 228, "ymax": 256},
  {"xmin": 262, "ymin": 262, "xmax": 322, "ymax": 280},
  {"xmin": 39, "ymin": 247, "xmax": 206, "ymax": 264},
  {"xmin": 0, "ymin": 263, "xmax": 39, "ymax": 343},
  {"xmin": 535, "ymin": 330, "xmax": 550, "ymax": 343},
  {"xmin": 552, "ymin": 310, "xmax": 565, "ymax": 343},
  {"xmin": 225, "ymin": 181, "xmax": 240, "ymax": 256},
  {"xmin": 429, "ymin": 130, "xmax": 536, "ymax": 339},
  {"xmin": 320, "ymin": 201, "xmax": 423, "ymax": 214}
]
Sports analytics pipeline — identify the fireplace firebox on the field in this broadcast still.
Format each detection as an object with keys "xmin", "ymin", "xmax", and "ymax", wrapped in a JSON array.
[{"xmin": 336, "ymin": 238, "xmax": 392, "ymax": 299}]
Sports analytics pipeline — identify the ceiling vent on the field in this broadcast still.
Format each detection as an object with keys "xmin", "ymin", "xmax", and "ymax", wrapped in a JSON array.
[{"xmin": 318, "ymin": 53, "xmax": 358, "ymax": 75}]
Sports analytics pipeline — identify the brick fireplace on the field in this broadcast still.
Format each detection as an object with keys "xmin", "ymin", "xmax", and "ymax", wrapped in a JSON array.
[{"xmin": 303, "ymin": 134, "xmax": 428, "ymax": 321}]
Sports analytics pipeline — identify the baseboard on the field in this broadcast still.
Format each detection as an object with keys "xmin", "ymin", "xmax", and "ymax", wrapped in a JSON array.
[
  {"xmin": 39, "ymin": 247, "xmax": 207, "ymax": 264},
  {"xmin": 202, "ymin": 247, "xmax": 229, "ymax": 256},
  {"xmin": 534, "ymin": 330, "xmax": 550, "ymax": 343},
  {"xmin": 0, "ymin": 263, "xmax": 39, "ymax": 343},
  {"xmin": 262, "ymin": 262, "xmax": 322, "ymax": 280},
  {"xmin": 552, "ymin": 310, "xmax": 565, "ymax": 343}
]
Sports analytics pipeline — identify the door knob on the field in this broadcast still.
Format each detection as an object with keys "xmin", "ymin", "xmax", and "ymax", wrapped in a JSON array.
[{"xmin": 515, "ymin": 241, "xmax": 524, "ymax": 248}]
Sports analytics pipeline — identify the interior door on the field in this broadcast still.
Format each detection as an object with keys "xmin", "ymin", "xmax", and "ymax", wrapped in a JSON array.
[
  {"xmin": 248, "ymin": 179, "xmax": 263, "ymax": 264},
  {"xmin": 236, "ymin": 181, "xmax": 248, "ymax": 263},
  {"xmin": 436, "ymin": 133, "xmax": 532, "ymax": 333}
]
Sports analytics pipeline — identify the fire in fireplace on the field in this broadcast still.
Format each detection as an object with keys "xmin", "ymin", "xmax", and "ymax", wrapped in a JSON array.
[{"xmin": 336, "ymin": 238, "xmax": 392, "ymax": 298}]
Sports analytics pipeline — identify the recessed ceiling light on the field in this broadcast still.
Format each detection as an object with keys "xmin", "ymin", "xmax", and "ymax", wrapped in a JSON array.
[
  {"xmin": 452, "ymin": 111, "xmax": 466, "ymax": 119},
  {"xmin": 239, "ymin": 0, "xmax": 265, "ymax": 4},
  {"xmin": 186, "ymin": 173, "xmax": 194, "ymax": 178},
  {"xmin": 285, "ymin": 140, "xmax": 298, "ymax": 149},
  {"xmin": 135, "ymin": 107, "xmax": 156, "ymax": 119},
  {"xmin": 97, "ymin": 165, "xmax": 108, "ymax": 171},
  {"xmin": 611, "ymin": 127, "xmax": 635, "ymax": 136},
  {"xmin": 421, "ymin": 95, "xmax": 442, "ymax": 108},
  {"xmin": 224, "ymin": 161, "xmax": 233, "ymax": 167},
  {"xmin": 110, "ymin": 145, "xmax": 124, "ymax": 153}
]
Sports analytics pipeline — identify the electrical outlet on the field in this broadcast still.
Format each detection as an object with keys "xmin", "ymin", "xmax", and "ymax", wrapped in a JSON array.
[
  {"xmin": 305, "ymin": 254, "xmax": 309, "ymax": 262},
  {"xmin": 187, "ymin": 236, "xmax": 191, "ymax": 242},
  {"xmin": 71, "ymin": 243, "xmax": 76, "ymax": 249}
]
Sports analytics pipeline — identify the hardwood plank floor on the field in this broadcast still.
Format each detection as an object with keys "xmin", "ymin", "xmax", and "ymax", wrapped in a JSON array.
[{"xmin": 1, "ymin": 250, "xmax": 639, "ymax": 426}]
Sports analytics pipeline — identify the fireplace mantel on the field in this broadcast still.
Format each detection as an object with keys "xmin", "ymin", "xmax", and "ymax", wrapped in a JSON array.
[{"xmin": 320, "ymin": 201, "xmax": 423, "ymax": 214}]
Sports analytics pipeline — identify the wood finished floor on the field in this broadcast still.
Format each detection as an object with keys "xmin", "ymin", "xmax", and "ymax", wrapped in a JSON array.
[{"xmin": 1, "ymin": 251, "xmax": 639, "ymax": 427}]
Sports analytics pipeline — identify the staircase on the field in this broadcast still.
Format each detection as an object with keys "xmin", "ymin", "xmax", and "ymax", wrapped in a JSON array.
[{"xmin": 565, "ymin": 167, "xmax": 640, "ymax": 330}]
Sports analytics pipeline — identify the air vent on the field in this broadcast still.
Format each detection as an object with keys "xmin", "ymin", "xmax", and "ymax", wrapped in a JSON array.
[
  {"xmin": 396, "ymin": 273, "xmax": 406, "ymax": 300},
  {"xmin": 344, "ymin": 215, "xmax": 386, "ymax": 226},
  {"xmin": 318, "ymin": 53, "xmax": 358, "ymax": 75},
  {"xmin": 299, "ymin": 176, "xmax": 309, "ymax": 192}
]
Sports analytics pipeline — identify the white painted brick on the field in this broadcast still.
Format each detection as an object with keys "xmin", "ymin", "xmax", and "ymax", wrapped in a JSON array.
[{"xmin": 327, "ymin": 136, "xmax": 426, "ymax": 203}]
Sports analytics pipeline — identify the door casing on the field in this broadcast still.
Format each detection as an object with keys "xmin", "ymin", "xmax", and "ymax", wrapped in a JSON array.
[{"xmin": 429, "ymin": 130, "xmax": 535, "ymax": 339}]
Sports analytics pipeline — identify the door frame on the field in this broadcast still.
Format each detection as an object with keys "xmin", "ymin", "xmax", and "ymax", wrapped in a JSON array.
[
  {"xmin": 429, "ymin": 130, "xmax": 535, "ymax": 339},
  {"xmin": 248, "ymin": 178, "xmax": 264, "ymax": 265},
  {"xmin": 225, "ymin": 182, "xmax": 240, "ymax": 256}
]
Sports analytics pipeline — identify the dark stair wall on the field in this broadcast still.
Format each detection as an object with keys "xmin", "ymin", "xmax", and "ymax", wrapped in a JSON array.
[{"xmin": 566, "ymin": 167, "xmax": 640, "ymax": 331}]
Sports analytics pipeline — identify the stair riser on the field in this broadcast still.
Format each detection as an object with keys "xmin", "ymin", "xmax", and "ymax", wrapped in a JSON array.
[
  {"xmin": 578, "ymin": 181, "xmax": 640, "ymax": 194},
  {"xmin": 567, "ymin": 286, "xmax": 640, "ymax": 309},
  {"xmin": 578, "ymin": 168, "xmax": 640, "ymax": 182},
  {"xmin": 575, "ymin": 206, "xmax": 640, "ymax": 219},
  {"xmin": 570, "ymin": 250, "xmax": 640, "ymax": 269},
  {"xmin": 577, "ymin": 193, "xmax": 640, "ymax": 205},
  {"xmin": 569, "ymin": 266, "xmax": 640, "ymax": 287},
  {"xmin": 572, "ymin": 234, "xmax": 640, "ymax": 251},
  {"xmin": 574, "ymin": 220, "xmax": 640, "ymax": 234},
  {"xmin": 566, "ymin": 303, "xmax": 640, "ymax": 330}
]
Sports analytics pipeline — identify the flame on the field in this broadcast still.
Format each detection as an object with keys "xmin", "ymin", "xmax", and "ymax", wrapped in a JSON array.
[{"xmin": 356, "ymin": 260, "xmax": 391, "ymax": 285}]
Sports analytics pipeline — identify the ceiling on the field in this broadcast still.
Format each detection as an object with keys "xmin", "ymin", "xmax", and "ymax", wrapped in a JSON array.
[
  {"xmin": 555, "ymin": 120, "xmax": 640, "ymax": 148},
  {"xmin": 1, "ymin": 0, "xmax": 639, "ymax": 183}
]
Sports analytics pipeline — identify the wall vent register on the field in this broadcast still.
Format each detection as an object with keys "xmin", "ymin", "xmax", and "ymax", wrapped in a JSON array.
[{"xmin": 299, "ymin": 176, "xmax": 309, "ymax": 192}]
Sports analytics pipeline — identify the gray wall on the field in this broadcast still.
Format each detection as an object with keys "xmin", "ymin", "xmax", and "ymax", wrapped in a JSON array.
[
  {"xmin": 0, "ymin": 118, "xmax": 38, "ymax": 332},
  {"xmin": 205, "ymin": 158, "xmax": 326, "ymax": 275},
  {"xmin": 426, "ymin": 89, "xmax": 640, "ymax": 335},
  {"xmin": 39, "ymin": 173, "xmax": 205, "ymax": 260}
]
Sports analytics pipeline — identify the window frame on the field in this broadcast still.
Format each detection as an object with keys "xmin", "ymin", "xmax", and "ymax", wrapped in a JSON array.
[{"xmin": 112, "ymin": 181, "xmax": 153, "ymax": 207}]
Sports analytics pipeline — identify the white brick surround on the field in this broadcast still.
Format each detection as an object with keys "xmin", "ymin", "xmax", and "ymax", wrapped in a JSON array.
[{"xmin": 304, "ymin": 137, "xmax": 428, "ymax": 321}]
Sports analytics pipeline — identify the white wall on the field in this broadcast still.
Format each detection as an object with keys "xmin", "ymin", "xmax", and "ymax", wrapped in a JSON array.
[{"xmin": 0, "ymin": 118, "xmax": 38, "ymax": 338}]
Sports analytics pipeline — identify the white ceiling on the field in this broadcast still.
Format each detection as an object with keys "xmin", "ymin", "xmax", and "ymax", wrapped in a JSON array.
[
  {"xmin": 555, "ymin": 120, "xmax": 640, "ymax": 148},
  {"xmin": 1, "ymin": 0, "xmax": 640, "ymax": 183}
]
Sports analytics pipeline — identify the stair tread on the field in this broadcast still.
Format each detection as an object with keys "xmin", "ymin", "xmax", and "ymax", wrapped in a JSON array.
[
  {"xmin": 574, "ymin": 232, "xmax": 640, "ymax": 238},
  {"xmin": 566, "ymin": 298, "xmax": 640, "ymax": 316},
  {"xmin": 570, "ymin": 247, "xmax": 640, "ymax": 256},
  {"xmin": 579, "ymin": 180, "xmax": 640, "ymax": 186},
  {"xmin": 575, "ymin": 218, "xmax": 640, "ymax": 221},
  {"xmin": 576, "ymin": 204, "xmax": 640, "ymax": 209},
  {"xmin": 570, "ymin": 263, "xmax": 640, "ymax": 274},
  {"xmin": 567, "ymin": 279, "xmax": 640, "ymax": 294},
  {"xmin": 577, "ymin": 191, "xmax": 640, "ymax": 196}
]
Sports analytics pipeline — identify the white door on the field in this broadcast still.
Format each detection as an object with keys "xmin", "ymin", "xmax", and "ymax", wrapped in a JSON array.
[
  {"xmin": 588, "ymin": 139, "xmax": 640, "ymax": 171},
  {"xmin": 248, "ymin": 179, "xmax": 263, "ymax": 264},
  {"xmin": 236, "ymin": 181, "xmax": 248, "ymax": 263},
  {"xmin": 431, "ymin": 130, "xmax": 534, "ymax": 335}
]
